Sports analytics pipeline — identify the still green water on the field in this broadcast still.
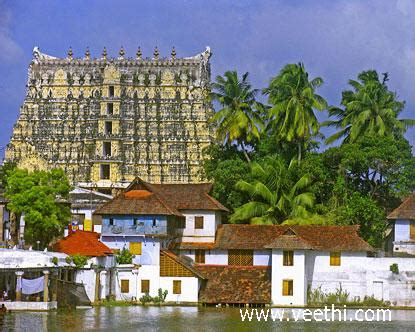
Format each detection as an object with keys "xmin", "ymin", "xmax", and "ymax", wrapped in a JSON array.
[{"xmin": 1, "ymin": 306, "xmax": 415, "ymax": 331}]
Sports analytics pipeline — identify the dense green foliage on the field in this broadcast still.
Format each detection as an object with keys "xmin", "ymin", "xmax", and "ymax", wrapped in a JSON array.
[
  {"xmin": 209, "ymin": 71, "xmax": 263, "ymax": 162},
  {"xmin": 116, "ymin": 248, "xmax": 135, "ymax": 264},
  {"xmin": 205, "ymin": 65, "xmax": 415, "ymax": 248},
  {"xmin": 324, "ymin": 70, "xmax": 415, "ymax": 144},
  {"xmin": 70, "ymin": 254, "xmax": 89, "ymax": 269},
  {"xmin": 4, "ymin": 168, "xmax": 71, "ymax": 247}
]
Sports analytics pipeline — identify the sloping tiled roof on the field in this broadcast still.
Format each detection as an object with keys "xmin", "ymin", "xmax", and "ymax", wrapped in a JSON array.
[
  {"xmin": 160, "ymin": 250, "xmax": 206, "ymax": 279},
  {"xmin": 94, "ymin": 178, "xmax": 228, "ymax": 216},
  {"xmin": 53, "ymin": 231, "xmax": 113, "ymax": 257},
  {"xmin": 387, "ymin": 193, "xmax": 415, "ymax": 219},
  {"xmin": 197, "ymin": 265, "xmax": 271, "ymax": 304},
  {"xmin": 214, "ymin": 224, "xmax": 372, "ymax": 252},
  {"xmin": 265, "ymin": 233, "xmax": 313, "ymax": 250},
  {"xmin": 171, "ymin": 242, "xmax": 216, "ymax": 250}
]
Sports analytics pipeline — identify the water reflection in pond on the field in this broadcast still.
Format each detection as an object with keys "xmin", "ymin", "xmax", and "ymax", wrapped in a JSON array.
[{"xmin": 1, "ymin": 306, "xmax": 415, "ymax": 331}]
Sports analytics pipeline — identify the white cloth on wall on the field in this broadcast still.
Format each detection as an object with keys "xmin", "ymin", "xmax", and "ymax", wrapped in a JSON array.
[{"xmin": 21, "ymin": 276, "xmax": 44, "ymax": 295}]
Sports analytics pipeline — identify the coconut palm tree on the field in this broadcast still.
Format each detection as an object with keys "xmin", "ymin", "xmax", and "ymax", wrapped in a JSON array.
[
  {"xmin": 210, "ymin": 71, "xmax": 263, "ymax": 162},
  {"xmin": 229, "ymin": 156, "xmax": 315, "ymax": 224},
  {"xmin": 324, "ymin": 70, "xmax": 415, "ymax": 144},
  {"xmin": 263, "ymin": 63, "xmax": 327, "ymax": 161}
]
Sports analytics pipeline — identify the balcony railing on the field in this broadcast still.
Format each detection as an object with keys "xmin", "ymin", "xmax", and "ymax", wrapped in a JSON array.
[{"xmin": 101, "ymin": 224, "xmax": 168, "ymax": 236}]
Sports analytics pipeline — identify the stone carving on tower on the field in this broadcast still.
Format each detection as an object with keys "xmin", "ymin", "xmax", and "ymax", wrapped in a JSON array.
[{"xmin": 6, "ymin": 46, "xmax": 214, "ymax": 193}]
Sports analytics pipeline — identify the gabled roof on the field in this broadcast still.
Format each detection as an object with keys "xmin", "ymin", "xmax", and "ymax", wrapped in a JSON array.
[
  {"xmin": 160, "ymin": 250, "xmax": 206, "ymax": 279},
  {"xmin": 94, "ymin": 178, "xmax": 228, "ymax": 216},
  {"xmin": 53, "ymin": 231, "xmax": 113, "ymax": 257},
  {"xmin": 197, "ymin": 266, "xmax": 271, "ymax": 304},
  {"xmin": 265, "ymin": 229, "xmax": 313, "ymax": 250},
  {"xmin": 387, "ymin": 193, "xmax": 415, "ymax": 220},
  {"xmin": 214, "ymin": 225, "xmax": 373, "ymax": 252}
]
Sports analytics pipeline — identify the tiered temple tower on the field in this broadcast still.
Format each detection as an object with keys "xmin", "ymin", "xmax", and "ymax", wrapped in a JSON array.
[{"xmin": 5, "ymin": 46, "xmax": 214, "ymax": 193}]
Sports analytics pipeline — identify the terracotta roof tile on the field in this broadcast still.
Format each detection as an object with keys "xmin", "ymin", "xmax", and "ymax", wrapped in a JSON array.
[
  {"xmin": 197, "ymin": 265, "xmax": 271, "ymax": 304},
  {"xmin": 53, "ymin": 231, "xmax": 113, "ymax": 257},
  {"xmin": 171, "ymin": 242, "xmax": 216, "ymax": 250},
  {"xmin": 387, "ymin": 193, "xmax": 415, "ymax": 219},
  {"xmin": 214, "ymin": 225, "xmax": 372, "ymax": 252},
  {"xmin": 94, "ymin": 178, "xmax": 228, "ymax": 216}
]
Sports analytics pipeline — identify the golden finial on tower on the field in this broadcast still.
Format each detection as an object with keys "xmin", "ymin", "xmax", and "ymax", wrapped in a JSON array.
[
  {"xmin": 171, "ymin": 47, "xmax": 176, "ymax": 60},
  {"xmin": 119, "ymin": 46, "xmax": 125, "ymax": 59},
  {"xmin": 67, "ymin": 47, "xmax": 73, "ymax": 60},
  {"xmin": 153, "ymin": 46, "xmax": 159, "ymax": 60},
  {"xmin": 136, "ymin": 47, "xmax": 142, "ymax": 60},
  {"xmin": 84, "ymin": 47, "xmax": 90, "ymax": 60},
  {"xmin": 102, "ymin": 47, "xmax": 107, "ymax": 60}
]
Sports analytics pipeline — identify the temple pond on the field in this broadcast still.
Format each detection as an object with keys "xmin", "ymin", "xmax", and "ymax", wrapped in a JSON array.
[{"xmin": 1, "ymin": 306, "xmax": 415, "ymax": 331}]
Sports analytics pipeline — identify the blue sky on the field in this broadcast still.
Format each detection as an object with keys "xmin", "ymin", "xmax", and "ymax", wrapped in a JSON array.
[{"xmin": 1, "ymin": 0, "xmax": 415, "ymax": 156}]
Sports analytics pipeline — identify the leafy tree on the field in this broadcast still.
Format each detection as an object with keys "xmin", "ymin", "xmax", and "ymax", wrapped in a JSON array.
[
  {"xmin": 334, "ymin": 193, "xmax": 387, "ymax": 248},
  {"xmin": 324, "ymin": 70, "xmax": 415, "ymax": 144},
  {"xmin": 264, "ymin": 63, "xmax": 327, "ymax": 161},
  {"xmin": 202, "ymin": 145, "xmax": 251, "ymax": 213},
  {"xmin": 5, "ymin": 168, "xmax": 71, "ymax": 247},
  {"xmin": 116, "ymin": 248, "xmax": 135, "ymax": 264},
  {"xmin": 210, "ymin": 71, "xmax": 263, "ymax": 162},
  {"xmin": 230, "ymin": 156, "xmax": 315, "ymax": 224},
  {"xmin": 70, "ymin": 254, "xmax": 89, "ymax": 269}
]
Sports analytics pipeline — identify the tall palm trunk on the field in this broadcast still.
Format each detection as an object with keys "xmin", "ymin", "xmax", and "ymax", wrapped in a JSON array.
[{"xmin": 241, "ymin": 142, "xmax": 251, "ymax": 163}]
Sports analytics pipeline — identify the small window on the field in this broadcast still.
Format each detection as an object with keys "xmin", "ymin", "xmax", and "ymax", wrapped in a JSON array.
[
  {"xmin": 228, "ymin": 249, "xmax": 253, "ymax": 266},
  {"xmin": 133, "ymin": 218, "xmax": 138, "ymax": 226},
  {"xmin": 141, "ymin": 279, "xmax": 150, "ymax": 293},
  {"xmin": 195, "ymin": 216, "xmax": 204, "ymax": 229},
  {"xmin": 152, "ymin": 219, "xmax": 157, "ymax": 227},
  {"xmin": 109, "ymin": 86, "xmax": 115, "ymax": 97},
  {"xmin": 107, "ymin": 103, "xmax": 114, "ymax": 114},
  {"xmin": 195, "ymin": 249, "xmax": 205, "ymax": 264},
  {"xmin": 100, "ymin": 164, "xmax": 110, "ymax": 179},
  {"xmin": 103, "ymin": 142, "xmax": 112, "ymax": 156},
  {"xmin": 330, "ymin": 252, "xmax": 341, "ymax": 266},
  {"xmin": 173, "ymin": 280, "xmax": 181, "ymax": 294},
  {"xmin": 121, "ymin": 280, "xmax": 129, "ymax": 293},
  {"xmin": 109, "ymin": 218, "xmax": 114, "ymax": 226},
  {"xmin": 129, "ymin": 242, "xmax": 142, "ymax": 255},
  {"xmin": 282, "ymin": 280, "xmax": 293, "ymax": 296},
  {"xmin": 104, "ymin": 121, "xmax": 113, "ymax": 134},
  {"xmin": 283, "ymin": 251, "xmax": 294, "ymax": 266},
  {"xmin": 410, "ymin": 221, "xmax": 415, "ymax": 240}
]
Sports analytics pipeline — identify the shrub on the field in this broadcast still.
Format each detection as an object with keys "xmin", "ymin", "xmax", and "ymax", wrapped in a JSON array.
[
  {"xmin": 116, "ymin": 248, "xmax": 135, "ymax": 264},
  {"xmin": 71, "ymin": 254, "xmax": 89, "ymax": 268},
  {"xmin": 65, "ymin": 256, "xmax": 72, "ymax": 264},
  {"xmin": 390, "ymin": 263, "xmax": 399, "ymax": 274},
  {"xmin": 139, "ymin": 293, "xmax": 152, "ymax": 305},
  {"xmin": 52, "ymin": 256, "xmax": 59, "ymax": 265}
]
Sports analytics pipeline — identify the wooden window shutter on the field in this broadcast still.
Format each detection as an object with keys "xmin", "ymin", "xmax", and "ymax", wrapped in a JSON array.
[
  {"xmin": 141, "ymin": 279, "xmax": 150, "ymax": 293},
  {"xmin": 121, "ymin": 279, "xmax": 129, "ymax": 293},
  {"xmin": 195, "ymin": 216, "xmax": 204, "ymax": 229},
  {"xmin": 173, "ymin": 280, "xmax": 181, "ymax": 294},
  {"xmin": 282, "ymin": 280, "xmax": 293, "ymax": 296},
  {"xmin": 330, "ymin": 252, "xmax": 341, "ymax": 266},
  {"xmin": 228, "ymin": 249, "xmax": 253, "ymax": 266},
  {"xmin": 410, "ymin": 221, "xmax": 415, "ymax": 240},
  {"xmin": 283, "ymin": 251, "xmax": 294, "ymax": 266},
  {"xmin": 129, "ymin": 242, "xmax": 142, "ymax": 255},
  {"xmin": 195, "ymin": 249, "xmax": 205, "ymax": 264}
]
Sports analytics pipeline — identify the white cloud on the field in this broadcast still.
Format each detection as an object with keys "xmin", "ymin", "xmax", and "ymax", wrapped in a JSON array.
[{"xmin": 0, "ymin": 4, "xmax": 23, "ymax": 62}]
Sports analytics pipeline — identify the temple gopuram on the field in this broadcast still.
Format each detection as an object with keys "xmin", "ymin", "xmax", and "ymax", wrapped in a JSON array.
[{"xmin": 5, "ymin": 46, "xmax": 214, "ymax": 193}]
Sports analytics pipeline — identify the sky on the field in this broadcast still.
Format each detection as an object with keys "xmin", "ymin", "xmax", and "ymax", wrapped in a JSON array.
[{"xmin": 1, "ymin": 0, "xmax": 415, "ymax": 156}]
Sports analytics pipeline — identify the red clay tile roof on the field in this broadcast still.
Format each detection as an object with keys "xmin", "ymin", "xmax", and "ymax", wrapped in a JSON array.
[
  {"xmin": 214, "ymin": 224, "xmax": 372, "ymax": 252},
  {"xmin": 197, "ymin": 265, "xmax": 271, "ymax": 304},
  {"xmin": 53, "ymin": 231, "xmax": 113, "ymax": 257},
  {"xmin": 171, "ymin": 242, "xmax": 216, "ymax": 250},
  {"xmin": 387, "ymin": 193, "xmax": 415, "ymax": 219},
  {"xmin": 94, "ymin": 178, "xmax": 228, "ymax": 216},
  {"xmin": 265, "ymin": 233, "xmax": 313, "ymax": 250}
]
